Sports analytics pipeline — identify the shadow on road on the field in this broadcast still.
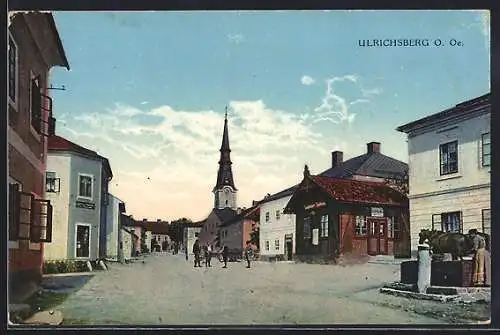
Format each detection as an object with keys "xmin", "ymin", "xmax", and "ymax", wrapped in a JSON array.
[{"xmin": 41, "ymin": 274, "xmax": 95, "ymax": 294}]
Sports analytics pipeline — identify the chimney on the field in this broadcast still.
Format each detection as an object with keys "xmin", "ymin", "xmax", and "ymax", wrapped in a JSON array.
[
  {"xmin": 157, "ymin": 219, "xmax": 161, "ymax": 223},
  {"xmin": 331, "ymin": 151, "xmax": 343, "ymax": 168},
  {"xmin": 367, "ymin": 142, "xmax": 381, "ymax": 154},
  {"xmin": 142, "ymin": 218, "xmax": 147, "ymax": 222}
]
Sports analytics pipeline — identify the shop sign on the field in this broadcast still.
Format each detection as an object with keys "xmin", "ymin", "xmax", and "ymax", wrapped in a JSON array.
[
  {"xmin": 371, "ymin": 207, "xmax": 384, "ymax": 217},
  {"xmin": 304, "ymin": 201, "xmax": 326, "ymax": 210}
]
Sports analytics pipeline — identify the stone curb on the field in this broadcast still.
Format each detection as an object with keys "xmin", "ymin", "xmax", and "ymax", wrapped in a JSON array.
[
  {"xmin": 379, "ymin": 288, "xmax": 457, "ymax": 302},
  {"xmin": 43, "ymin": 272, "xmax": 95, "ymax": 278}
]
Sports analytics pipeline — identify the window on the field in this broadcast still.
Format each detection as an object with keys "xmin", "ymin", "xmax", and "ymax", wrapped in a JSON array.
[
  {"xmin": 275, "ymin": 210, "xmax": 281, "ymax": 220},
  {"xmin": 265, "ymin": 212, "xmax": 270, "ymax": 223},
  {"xmin": 320, "ymin": 214, "xmax": 329, "ymax": 237},
  {"xmin": 482, "ymin": 133, "xmax": 491, "ymax": 167},
  {"xmin": 439, "ymin": 141, "xmax": 458, "ymax": 175},
  {"xmin": 195, "ymin": 232, "xmax": 199, "ymax": 237},
  {"xmin": 355, "ymin": 216, "xmax": 367, "ymax": 236},
  {"xmin": 30, "ymin": 74, "xmax": 42, "ymax": 133},
  {"xmin": 275, "ymin": 239, "xmax": 280, "ymax": 250},
  {"xmin": 78, "ymin": 174, "xmax": 93, "ymax": 199},
  {"xmin": 303, "ymin": 216, "xmax": 312, "ymax": 238},
  {"xmin": 45, "ymin": 172, "xmax": 60, "ymax": 193},
  {"xmin": 433, "ymin": 212, "xmax": 462, "ymax": 233},
  {"xmin": 387, "ymin": 216, "xmax": 400, "ymax": 239},
  {"xmin": 9, "ymin": 183, "xmax": 21, "ymax": 241},
  {"xmin": 8, "ymin": 33, "xmax": 18, "ymax": 106},
  {"xmin": 265, "ymin": 240, "xmax": 270, "ymax": 251},
  {"xmin": 482, "ymin": 209, "xmax": 491, "ymax": 235}
]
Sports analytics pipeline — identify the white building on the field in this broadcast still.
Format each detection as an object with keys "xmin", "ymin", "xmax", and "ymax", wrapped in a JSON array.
[
  {"xmin": 397, "ymin": 93, "xmax": 491, "ymax": 252},
  {"xmin": 105, "ymin": 194, "xmax": 125, "ymax": 260},
  {"xmin": 184, "ymin": 224, "xmax": 202, "ymax": 255},
  {"xmin": 44, "ymin": 135, "xmax": 113, "ymax": 261},
  {"xmin": 258, "ymin": 186, "xmax": 297, "ymax": 261}
]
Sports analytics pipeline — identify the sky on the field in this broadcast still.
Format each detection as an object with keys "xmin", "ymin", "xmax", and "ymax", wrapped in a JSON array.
[{"xmin": 48, "ymin": 10, "xmax": 490, "ymax": 222}]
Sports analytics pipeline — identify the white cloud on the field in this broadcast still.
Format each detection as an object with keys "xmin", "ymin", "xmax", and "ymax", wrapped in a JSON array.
[
  {"xmin": 301, "ymin": 75, "xmax": 315, "ymax": 86},
  {"xmin": 59, "ymin": 100, "xmax": 335, "ymax": 221},
  {"xmin": 312, "ymin": 75, "xmax": 362, "ymax": 125},
  {"xmin": 361, "ymin": 87, "xmax": 382, "ymax": 97},
  {"xmin": 140, "ymin": 101, "xmax": 149, "ymax": 105},
  {"xmin": 227, "ymin": 33, "xmax": 244, "ymax": 44}
]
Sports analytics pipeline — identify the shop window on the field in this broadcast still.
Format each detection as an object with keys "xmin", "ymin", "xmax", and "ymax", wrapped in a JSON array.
[
  {"xmin": 355, "ymin": 216, "xmax": 367, "ymax": 236},
  {"xmin": 320, "ymin": 214, "xmax": 329, "ymax": 237},
  {"xmin": 303, "ymin": 216, "xmax": 312, "ymax": 238},
  {"xmin": 387, "ymin": 216, "xmax": 400, "ymax": 239}
]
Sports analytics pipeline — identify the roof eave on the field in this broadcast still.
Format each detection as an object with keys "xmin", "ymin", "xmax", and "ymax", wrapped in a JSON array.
[{"xmin": 47, "ymin": 13, "xmax": 70, "ymax": 70}]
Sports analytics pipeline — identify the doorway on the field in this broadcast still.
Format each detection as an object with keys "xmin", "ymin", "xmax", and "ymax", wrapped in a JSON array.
[
  {"xmin": 76, "ymin": 224, "xmax": 91, "ymax": 258},
  {"xmin": 367, "ymin": 218, "xmax": 388, "ymax": 255},
  {"xmin": 285, "ymin": 234, "xmax": 293, "ymax": 261}
]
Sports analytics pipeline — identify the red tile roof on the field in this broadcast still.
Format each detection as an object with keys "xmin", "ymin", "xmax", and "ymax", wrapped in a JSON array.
[
  {"xmin": 310, "ymin": 175, "xmax": 407, "ymax": 206},
  {"xmin": 48, "ymin": 135, "xmax": 112, "ymax": 178}
]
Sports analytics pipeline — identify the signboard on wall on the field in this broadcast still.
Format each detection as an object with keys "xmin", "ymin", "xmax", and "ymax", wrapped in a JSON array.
[
  {"xmin": 305, "ymin": 202, "xmax": 326, "ymax": 210},
  {"xmin": 312, "ymin": 229, "xmax": 319, "ymax": 245},
  {"xmin": 76, "ymin": 201, "xmax": 95, "ymax": 210},
  {"xmin": 371, "ymin": 207, "xmax": 384, "ymax": 217}
]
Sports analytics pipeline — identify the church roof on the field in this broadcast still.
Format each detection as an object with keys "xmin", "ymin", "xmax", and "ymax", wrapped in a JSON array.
[
  {"xmin": 213, "ymin": 207, "xmax": 237, "ymax": 223},
  {"xmin": 214, "ymin": 109, "xmax": 237, "ymax": 191}
]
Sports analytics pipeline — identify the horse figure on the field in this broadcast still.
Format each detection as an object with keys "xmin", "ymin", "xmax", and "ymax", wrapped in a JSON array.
[{"xmin": 418, "ymin": 229, "xmax": 474, "ymax": 261}]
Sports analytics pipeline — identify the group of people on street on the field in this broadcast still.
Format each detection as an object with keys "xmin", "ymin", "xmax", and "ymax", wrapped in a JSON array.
[
  {"xmin": 469, "ymin": 229, "xmax": 491, "ymax": 286},
  {"xmin": 190, "ymin": 239, "xmax": 254, "ymax": 269}
]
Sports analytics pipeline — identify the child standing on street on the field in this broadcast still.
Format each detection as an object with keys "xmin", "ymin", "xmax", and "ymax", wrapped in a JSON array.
[{"xmin": 245, "ymin": 242, "xmax": 253, "ymax": 269}]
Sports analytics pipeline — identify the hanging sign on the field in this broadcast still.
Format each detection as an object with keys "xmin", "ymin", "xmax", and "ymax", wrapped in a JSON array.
[
  {"xmin": 312, "ymin": 229, "xmax": 319, "ymax": 245},
  {"xmin": 371, "ymin": 207, "xmax": 384, "ymax": 217},
  {"xmin": 304, "ymin": 202, "xmax": 326, "ymax": 210}
]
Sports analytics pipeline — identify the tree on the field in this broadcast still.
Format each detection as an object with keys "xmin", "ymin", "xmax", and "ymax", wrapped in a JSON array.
[
  {"xmin": 140, "ymin": 229, "xmax": 149, "ymax": 253},
  {"xmin": 168, "ymin": 217, "xmax": 193, "ymax": 244},
  {"xmin": 249, "ymin": 225, "xmax": 260, "ymax": 248},
  {"xmin": 385, "ymin": 170, "xmax": 411, "ymax": 258}
]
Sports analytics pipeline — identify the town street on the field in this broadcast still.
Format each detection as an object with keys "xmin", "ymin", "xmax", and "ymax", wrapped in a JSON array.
[{"xmin": 51, "ymin": 254, "xmax": 448, "ymax": 325}]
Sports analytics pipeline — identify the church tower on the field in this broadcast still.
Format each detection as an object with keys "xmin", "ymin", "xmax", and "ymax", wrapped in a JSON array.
[{"xmin": 213, "ymin": 107, "xmax": 237, "ymax": 210}]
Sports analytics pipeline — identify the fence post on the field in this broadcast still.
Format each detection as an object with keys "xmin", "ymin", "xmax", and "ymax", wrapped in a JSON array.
[{"xmin": 417, "ymin": 241, "xmax": 432, "ymax": 293}]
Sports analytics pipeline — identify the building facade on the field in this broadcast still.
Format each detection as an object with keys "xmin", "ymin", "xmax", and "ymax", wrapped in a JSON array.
[
  {"xmin": 8, "ymin": 12, "xmax": 69, "ymax": 299},
  {"xmin": 397, "ymin": 93, "xmax": 491, "ymax": 252},
  {"xmin": 183, "ymin": 223, "xmax": 203, "ymax": 256},
  {"xmin": 45, "ymin": 135, "xmax": 113, "ymax": 261},
  {"xmin": 220, "ymin": 206, "xmax": 259, "ymax": 256},
  {"xmin": 258, "ymin": 187, "xmax": 297, "ymax": 261},
  {"xmin": 284, "ymin": 166, "xmax": 408, "ymax": 261},
  {"xmin": 105, "ymin": 194, "xmax": 126, "ymax": 260}
]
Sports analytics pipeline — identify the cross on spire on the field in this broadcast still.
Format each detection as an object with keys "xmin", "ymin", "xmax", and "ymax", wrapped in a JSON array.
[{"xmin": 225, "ymin": 106, "xmax": 228, "ymax": 119}]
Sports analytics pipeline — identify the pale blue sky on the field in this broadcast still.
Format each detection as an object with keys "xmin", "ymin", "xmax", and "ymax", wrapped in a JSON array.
[{"xmin": 49, "ymin": 10, "xmax": 490, "ymax": 221}]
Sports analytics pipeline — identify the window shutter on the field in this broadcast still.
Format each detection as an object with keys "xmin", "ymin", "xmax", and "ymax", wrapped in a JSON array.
[
  {"xmin": 30, "ymin": 198, "xmax": 41, "ymax": 243},
  {"xmin": 18, "ymin": 192, "xmax": 34, "ymax": 240},
  {"xmin": 432, "ymin": 214, "xmax": 442, "ymax": 231},
  {"xmin": 31, "ymin": 78, "xmax": 42, "ymax": 133},
  {"xmin": 9, "ymin": 184, "xmax": 20, "ymax": 241}
]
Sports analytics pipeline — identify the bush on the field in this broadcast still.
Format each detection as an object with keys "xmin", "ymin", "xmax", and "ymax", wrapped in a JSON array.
[{"xmin": 42, "ymin": 260, "xmax": 92, "ymax": 274}]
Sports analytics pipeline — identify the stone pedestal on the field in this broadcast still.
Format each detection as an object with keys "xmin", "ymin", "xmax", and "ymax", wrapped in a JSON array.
[{"xmin": 417, "ymin": 244, "xmax": 431, "ymax": 293}]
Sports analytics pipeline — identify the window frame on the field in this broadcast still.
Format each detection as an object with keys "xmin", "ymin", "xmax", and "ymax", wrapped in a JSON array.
[
  {"xmin": 265, "ymin": 212, "xmax": 270, "ymax": 223},
  {"xmin": 433, "ymin": 211, "xmax": 462, "ymax": 233},
  {"xmin": 29, "ymin": 71, "xmax": 42, "ymax": 141},
  {"xmin": 387, "ymin": 216, "xmax": 400, "ymax": 239},
  {"xmin": 481, "ymin": 133, "xmax": 491, "ymax": 167},
  {"xmin": 320, "ymin": 214, "xmax": 329, "ymax": 238},
  {"xmin": 439, "ymin": 140, "xmax": 459, "ymax": 175},
  {"xmin": 303, "ymin": 216, "xmax": 312, "ymax": 239},
  {"xmin": 274, "ymin": 239, "xmax": 280, "ymax": 251},
  {"xmin": 78, "ymin": 173, "xmax": 94, "ymax": 200},
  {"xmin": 482, "ymin": 209, "xmax": 491, "ymax": 235},
  {"xmin": 45, "ymin": 171, "xmax": 61, "ymax": 193},
  {"xmin": 265, "ymin": 240, "xmax": 270, "ymax": 251},
  {"xmin": 275, "ymin": 210, "xmax": 281, "ymax": 221},
  {"xmin": 354, "ymin": 216, "xmax": 367, "ymax": 237},
  {"xmin": 8, "ymin": 31, "xmax": 19, "ymax": 110}
]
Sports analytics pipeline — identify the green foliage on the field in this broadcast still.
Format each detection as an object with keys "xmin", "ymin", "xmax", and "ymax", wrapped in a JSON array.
[
  {"xmin": 250, "ymin": 226, "xmax": 260, "ymax": 248},
  {"xmin": 169, "ymin": 217, "xmax": 193, "ymax": 243},
  {"xmin": 140, "ymin": 229, "xmax": 149, "ymax": 253},
  {"xmin": 42, "ymin": 260, "xmax": 90, "ymax": 274}
]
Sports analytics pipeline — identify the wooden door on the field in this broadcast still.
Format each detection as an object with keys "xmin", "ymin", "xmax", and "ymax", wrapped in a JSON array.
[{"xmin": 367, "ymin": 218, "xmax": 388, "ymax": 255}]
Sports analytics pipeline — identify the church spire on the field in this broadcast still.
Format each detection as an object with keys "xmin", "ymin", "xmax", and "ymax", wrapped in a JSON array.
[{"xmin": 214, "ymin": 106, "xmax": 237, "ymax": 193}]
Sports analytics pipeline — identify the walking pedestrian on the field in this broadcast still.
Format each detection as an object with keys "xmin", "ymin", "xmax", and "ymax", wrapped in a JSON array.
[
  {"xmin": 193, "ymin": 239, "xmax": 202, "ymax": 268},
  {"xmin": 245, "ymin": 242, "xmax": 253, "ymax": 268},
  {"xmin": 222, "ymin": 245, "xmax": 229, "ymax": 268},
  {"xmin": 205, "ymin": 245, "xmax": 212, "ymax": 267},
  {"xmin": 469, "ymin": 229, "xmax": 486, "ymax": 286}
]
